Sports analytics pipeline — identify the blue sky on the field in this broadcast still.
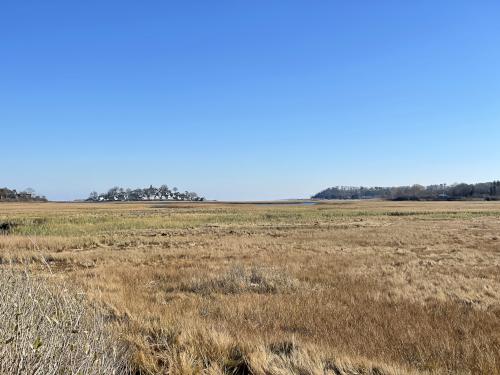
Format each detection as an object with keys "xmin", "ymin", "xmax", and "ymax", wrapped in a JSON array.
[{"xmin": 1, "ymin": 1, "xmax": 500, "ymax": 201}]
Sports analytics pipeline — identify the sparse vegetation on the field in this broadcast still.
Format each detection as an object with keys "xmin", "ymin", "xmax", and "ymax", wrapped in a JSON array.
[{"xmin": 1, "ymin": 201, "xmax": 500, "ymax": 374}]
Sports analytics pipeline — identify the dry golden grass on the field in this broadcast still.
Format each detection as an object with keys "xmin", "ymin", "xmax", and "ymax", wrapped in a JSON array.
[{"xmin": 1, "ymin": 200, "xmax": 500, "ymax": 374}]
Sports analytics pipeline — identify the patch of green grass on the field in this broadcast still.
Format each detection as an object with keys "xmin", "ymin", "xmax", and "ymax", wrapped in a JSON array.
[{"xmin": 3, "ymin": 205, "xmax": 500, "ymax": 237}]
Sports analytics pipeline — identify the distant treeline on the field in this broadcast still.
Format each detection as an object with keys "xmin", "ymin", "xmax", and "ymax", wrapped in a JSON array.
[
  {"xmin": 313, "ymin": 181, "xmax": 500, "ymax": 201},
  {"xmin": 87, "ymin": 185, "xmax": 204, "ymax": 202},
  {"xmin": 0, "ymin": 187, "xmax": 47, "ymax": 202}
]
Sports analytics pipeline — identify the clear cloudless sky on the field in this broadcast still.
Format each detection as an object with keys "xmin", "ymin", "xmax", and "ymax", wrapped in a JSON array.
[{"xmin": 1, "ymin": 1, "xmax": 500, "ymax": 201}]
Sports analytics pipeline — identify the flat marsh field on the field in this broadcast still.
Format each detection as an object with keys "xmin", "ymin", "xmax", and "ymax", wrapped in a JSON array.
[{"xmin": 1, "ymin": 201, "xmax": 500, "ymax": 374}]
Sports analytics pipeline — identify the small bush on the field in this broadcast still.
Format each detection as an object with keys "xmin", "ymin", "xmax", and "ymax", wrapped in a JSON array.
[
  {"xmin": 182, "ymin": 265, "xmax": 301, "ymax": 295},
  {"xmin": 0, "ymin": 270, "xmax": 131, "ymax": 374},
  {"xmin": 0, "ymin": 221, "xmax": 18, "ymax": 234}
]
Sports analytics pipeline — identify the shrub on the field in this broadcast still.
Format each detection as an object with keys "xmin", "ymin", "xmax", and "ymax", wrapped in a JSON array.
[{"xmin": 0, "ymin": 270, "xmax": 131, "ymax": 374}]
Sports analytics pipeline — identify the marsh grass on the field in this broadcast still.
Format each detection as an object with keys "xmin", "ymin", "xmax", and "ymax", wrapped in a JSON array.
[
  {"xmin": 181, "ymin": 265, "xmax": 301, "ymax": 295},
  {"xmin": 2, "ymin": 202, "xmax": 500, "ymax": 238},
  {"xmin": 1, "ymin": 201, "xmax": 500, "ymax": 374}
]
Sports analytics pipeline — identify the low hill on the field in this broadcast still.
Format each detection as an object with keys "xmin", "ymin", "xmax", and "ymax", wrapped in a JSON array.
[{"xmin": 313, "ymin": 181, "xmax": 500, "ymax": 201}]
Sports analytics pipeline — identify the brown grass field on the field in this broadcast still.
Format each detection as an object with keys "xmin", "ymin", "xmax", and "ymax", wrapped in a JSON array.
[{"xmin": 1, "ymin": 201, "xmax": 500, "ymax": 374}]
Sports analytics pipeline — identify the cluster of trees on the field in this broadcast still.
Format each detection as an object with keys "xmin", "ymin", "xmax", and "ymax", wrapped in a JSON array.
[
  {"xmin": 0, "ymin": 187, "xmax": 47, "ymax": 202},
  {"xmin": 313, "ymin": 181, "xmax": 500, "ymax": 201},
  {"xmin": 87, "ymin": 185, "xmax": 204, "ymax": 202}
]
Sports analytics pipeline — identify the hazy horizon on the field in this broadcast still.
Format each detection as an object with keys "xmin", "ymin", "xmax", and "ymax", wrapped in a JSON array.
[{"xmin": 3, "ymin": 1, "xmax": 500, "ymax": 201}]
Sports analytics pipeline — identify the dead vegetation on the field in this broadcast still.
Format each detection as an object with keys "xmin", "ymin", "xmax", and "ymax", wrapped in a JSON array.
[
  {"xmin": 0, "ymin": 269, "xmax": 130, "ymax": 374},
  {"xmin": 1, "ymin": 201, "xmax": 500, "ymax": 374}
]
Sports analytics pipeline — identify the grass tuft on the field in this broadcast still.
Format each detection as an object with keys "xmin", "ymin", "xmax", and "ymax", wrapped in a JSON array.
[{"xmin": 182, "ymin": 265, "xmax": 301, "ymax": 295}]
